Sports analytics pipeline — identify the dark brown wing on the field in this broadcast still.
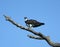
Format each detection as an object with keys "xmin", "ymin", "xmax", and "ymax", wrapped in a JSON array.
[{"xmin": 25, "ymin": 19, "xmax": 44, "ymax": 27}]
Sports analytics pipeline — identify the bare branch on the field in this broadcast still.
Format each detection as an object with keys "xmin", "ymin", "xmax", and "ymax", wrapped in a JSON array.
[
  {"xmin": 4, "ymin": 15, "xmax": 60, "ymax": 47},
  {"xmin": 27, "ymin": 34, "xmax": 43, "ymax": 40}
]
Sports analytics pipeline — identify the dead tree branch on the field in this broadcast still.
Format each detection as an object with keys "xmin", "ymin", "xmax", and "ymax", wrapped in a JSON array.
[
  {"xmin": 4, "ymin": 15, "xmax": 60, "ymax": 47},
  {"xmin": 27, "ymin": 34, "xmax": 44, "ymax": 40}
]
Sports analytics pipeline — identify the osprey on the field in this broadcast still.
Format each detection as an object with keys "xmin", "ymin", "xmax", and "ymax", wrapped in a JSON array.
[{"xmin": 24, "ymin": 17, "xmax": 45, "ymax": 28}]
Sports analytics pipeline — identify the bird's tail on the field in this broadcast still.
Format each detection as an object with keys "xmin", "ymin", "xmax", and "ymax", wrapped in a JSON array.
[{"xmin": 41, "ymin": 23, "xmax": 45, "ymax": 25}]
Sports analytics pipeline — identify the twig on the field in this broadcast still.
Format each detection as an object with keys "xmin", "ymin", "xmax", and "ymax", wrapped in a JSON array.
[{"xmin": 27, "ymin": 34, "xmax": 43, "ymax": 40}]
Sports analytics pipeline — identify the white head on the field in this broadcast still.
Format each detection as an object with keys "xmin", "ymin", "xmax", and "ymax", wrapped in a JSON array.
[{"xmin": 24, "ymin": 17, "xmax": 28, "ymax": 21}]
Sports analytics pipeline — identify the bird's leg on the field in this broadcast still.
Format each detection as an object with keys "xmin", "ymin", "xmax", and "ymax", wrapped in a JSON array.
[
  {"xmin": 29, "ymin": 24, "xmax": 33, "ymax": 29},
  {"xmin": 26, "ymin": 24, "xmax": 30, "ymax": 28},
  {"xmin": 26, "ymin": 24, "xmax": 33, "ymax": 29},
  {"xmin": 29, "ymin": 24, "xmax": 32, "ymax": 27},
  {"xmin": 26, "ymin": 24, "xmax": 28, "ymax": 27},
  {"xmin": 26, "ymin": 24, "xmax": 30, "ymax": 27}
]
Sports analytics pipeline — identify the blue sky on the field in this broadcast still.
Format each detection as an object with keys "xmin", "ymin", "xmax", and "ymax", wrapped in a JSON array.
[{"xmin": 0, "ymin": 0, "xmax": 60, "ymax": 47}]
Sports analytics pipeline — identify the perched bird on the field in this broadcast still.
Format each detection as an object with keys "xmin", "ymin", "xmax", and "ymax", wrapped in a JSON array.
[{"xmin": 24, "ymin": 17, "xmax": 45, "ymax": 28}]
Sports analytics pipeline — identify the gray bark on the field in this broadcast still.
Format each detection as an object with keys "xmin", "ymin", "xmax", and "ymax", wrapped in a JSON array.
[{"xmin": 4, "ymin": 15, "xmax": 60, "ymax": 47}]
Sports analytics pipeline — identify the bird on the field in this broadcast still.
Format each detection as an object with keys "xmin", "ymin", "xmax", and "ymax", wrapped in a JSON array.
[{"xmin": 24, "ymin": 17, "xmax": 45, "ymax": 28}]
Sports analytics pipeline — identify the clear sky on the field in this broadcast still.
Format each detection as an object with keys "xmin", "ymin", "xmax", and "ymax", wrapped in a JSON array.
[{"xmin": 0, "ymin": 0, "xmax": 60, "ymax": 47}]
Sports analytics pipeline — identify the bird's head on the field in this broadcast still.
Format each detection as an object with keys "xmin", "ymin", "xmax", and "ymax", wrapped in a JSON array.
[{"xmin": 24, "ymin": 17, "xmax": 28, "ymax": 21}]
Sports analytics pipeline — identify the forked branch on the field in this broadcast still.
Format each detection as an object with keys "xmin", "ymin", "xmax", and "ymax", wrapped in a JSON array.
[{"xmin": 4, "ymin": 15, "xmax": 60, "ymax": 47}]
